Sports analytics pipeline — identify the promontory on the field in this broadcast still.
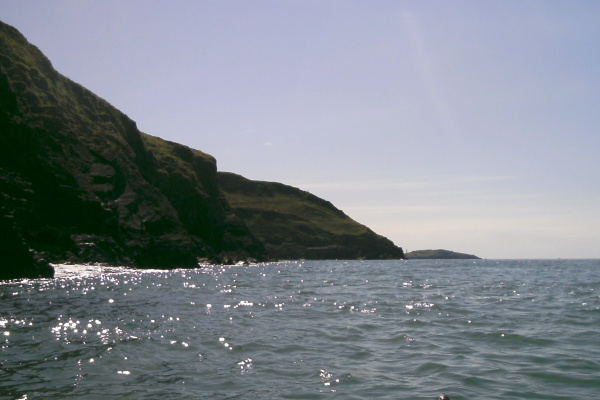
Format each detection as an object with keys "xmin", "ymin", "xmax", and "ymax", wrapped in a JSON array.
[{"xmin": 0, "ymin": 21, "xmax": 404, "ymax": 280}]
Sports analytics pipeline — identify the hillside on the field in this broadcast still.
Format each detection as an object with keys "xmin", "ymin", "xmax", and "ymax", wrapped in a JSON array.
[
  {"xmin": 0, "ymin": 21, "xmax": 404, "ymax": 279},
  {"xmin": 405, "ymin": 249, "xmax": 480, "ymax": 260},
  {"xmin": 218, "ymin": 172, "xmax": 404, "ymax": 260}
]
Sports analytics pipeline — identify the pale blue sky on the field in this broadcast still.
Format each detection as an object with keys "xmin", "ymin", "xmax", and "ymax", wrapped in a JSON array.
[{"xmin": 2, "ymin": 1, "xmax": 599, "ymax": 259}]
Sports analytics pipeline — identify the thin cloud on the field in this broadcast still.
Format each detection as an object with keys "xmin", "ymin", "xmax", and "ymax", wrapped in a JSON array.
[
  {"xmin": 292, "ymin": 175, "xmax": 518, "ymax": 192},
  {"xmin": 400, "ymin": 11, "xmax": 458, "ymax": 139}
]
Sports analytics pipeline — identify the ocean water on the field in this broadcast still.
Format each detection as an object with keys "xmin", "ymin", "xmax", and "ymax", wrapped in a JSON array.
[{"xmin": 1, "ymin": 259, "xmax": 599, "ymax": 400}]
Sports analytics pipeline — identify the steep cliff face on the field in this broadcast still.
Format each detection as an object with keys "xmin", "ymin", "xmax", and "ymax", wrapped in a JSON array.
[
  {"xmin": 218, "ymin": 172, "xmax": 404, "ymax": 260},
  {"xmin": 0, "ymin": 21, "xmax": 265, "ymax": 278}
]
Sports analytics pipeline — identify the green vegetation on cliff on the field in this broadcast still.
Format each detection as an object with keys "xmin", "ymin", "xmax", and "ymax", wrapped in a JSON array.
[{"xmin": 218, "ymin": 172, "xmax": 404, "ymax": 260}]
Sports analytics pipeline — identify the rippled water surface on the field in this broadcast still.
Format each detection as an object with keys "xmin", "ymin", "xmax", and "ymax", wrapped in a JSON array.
[{"xmin": 1, "ymin": 259, "xmax": 599, "ymax": 399}]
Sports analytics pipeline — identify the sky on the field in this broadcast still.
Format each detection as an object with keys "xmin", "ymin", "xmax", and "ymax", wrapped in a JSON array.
[{"xmin": 2, "ymin": 1, "xmax": 600, "ymax": 259}]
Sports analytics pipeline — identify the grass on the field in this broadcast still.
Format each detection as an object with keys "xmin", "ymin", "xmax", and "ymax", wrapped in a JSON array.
[
  {"xmin": 226, "ymin": 190, "xmax": 369, "ymax": 237},
  {"xmin": 216, "ymin": 172, "xmax": 402, "ymax": 260}
]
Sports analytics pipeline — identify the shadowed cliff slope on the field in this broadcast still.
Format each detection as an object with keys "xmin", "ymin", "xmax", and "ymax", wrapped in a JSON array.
[
  {"xmin": 0, "ymin": 21, "xmax": 265, "ymax": 278},
  {"xmin": 218, "ymin": 172, "xmax": 404, "ymax": 260}
]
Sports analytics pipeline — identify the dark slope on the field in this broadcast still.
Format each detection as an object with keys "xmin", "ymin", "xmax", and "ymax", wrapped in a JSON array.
[
  {"xmin": 0, "ymin": 21, "xmax": 265, "ymax": 278},
  {"xmin": 218, "ymin": 172, "xmax": 404, "ymax": 260},
  {"xmin": 405, "ymin": 249, "xmax": 480, "ymax": 260}
]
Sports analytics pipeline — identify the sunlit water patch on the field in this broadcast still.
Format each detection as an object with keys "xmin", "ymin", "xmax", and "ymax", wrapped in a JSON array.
[{"xmin": 1, "ymin": 260, "xmax": 599, "ymax": 399}]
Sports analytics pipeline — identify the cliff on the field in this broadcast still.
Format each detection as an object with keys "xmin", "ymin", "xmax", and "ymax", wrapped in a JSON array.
[
  {"xmin": 405, "ymin": 249, "xmax": 480, "ymax": 260},
  {"xmin": 0, "ymin": 21, "xmax": 265, "ymax": 278},
  {"xmin": 0, "ymin": 21, "xmax": 404, "ymax": 280},
  {"xmin": 218, "ymin": 172, "xmax": 404, "ymax": 260}
]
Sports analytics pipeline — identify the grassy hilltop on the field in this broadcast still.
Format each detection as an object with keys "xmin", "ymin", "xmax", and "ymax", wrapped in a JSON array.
[{"xmin": 218, "ymin": 172, "xmax": 404, "ymax": 260}]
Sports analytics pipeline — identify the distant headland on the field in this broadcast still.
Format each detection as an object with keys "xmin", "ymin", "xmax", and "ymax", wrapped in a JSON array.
[{"xmin": 405, "ymin": 249, "xmax": 480, "ymax": 260}]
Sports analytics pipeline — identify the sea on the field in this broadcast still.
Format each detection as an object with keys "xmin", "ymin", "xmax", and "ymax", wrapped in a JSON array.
[{"xmin": 1, "ymin": 259, "xmax": 599, "ymax": 400}]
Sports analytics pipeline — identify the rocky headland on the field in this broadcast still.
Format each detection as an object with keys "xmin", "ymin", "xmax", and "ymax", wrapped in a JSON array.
[{"xmin": 0, "ymin": 21, "xmax": 404, "ymax": 280}]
